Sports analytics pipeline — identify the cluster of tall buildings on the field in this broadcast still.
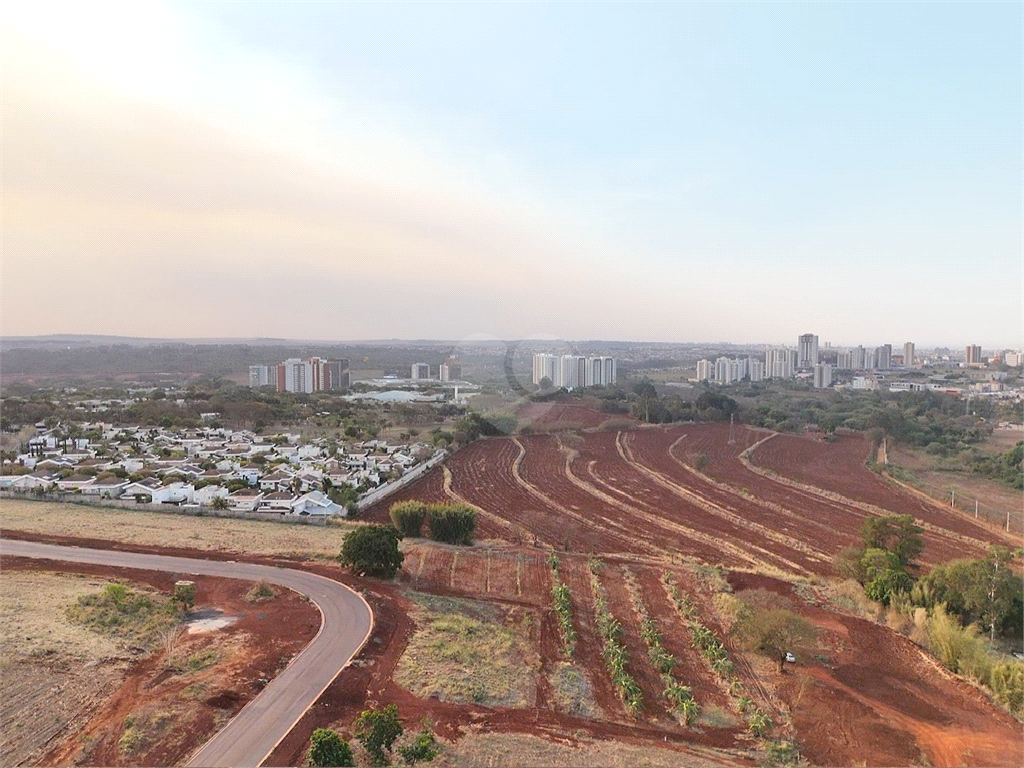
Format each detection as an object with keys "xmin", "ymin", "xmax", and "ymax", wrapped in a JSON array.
[
  {"xmin": 249, "ymin": 357, "xmax": 350, "ymax": 393},
  {"xmin": 410, "ymin": 356, "xmax": 462, "ymax": 381},
  {"xmin": 532, "ymin": 354, "xmax": 617, "ymax": 388}
]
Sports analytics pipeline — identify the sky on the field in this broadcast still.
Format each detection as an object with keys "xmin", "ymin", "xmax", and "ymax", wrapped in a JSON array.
[{"xmin": 2, "ymin": 1, "xmax": 1021, "ymax": 348}]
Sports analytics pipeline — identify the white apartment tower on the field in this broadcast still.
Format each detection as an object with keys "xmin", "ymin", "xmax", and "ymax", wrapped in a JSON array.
[
  {"xmin": 903, "ymin": 342, "xmax": 915, "ymax": 367},
  {"xmin": 798, "ymin": 334, "xmax": 819, "ymax": 369},
  {"xmin": 765, "ymin": 347, "xmax": 795, "ymax": 379},
  {"xmin": 532, "ymin": 353, "xmax": 616, "ymax": 388},
  {"xmin": 813, "ymin": 363, "xmax": 833, "ymax": 389}
]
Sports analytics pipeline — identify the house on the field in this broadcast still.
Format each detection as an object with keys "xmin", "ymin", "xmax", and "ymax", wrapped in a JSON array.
[
  {"xmin": 259, "ymin": 469, "xmax": 294, "ymax": 492},
  {"xmin": 151, "ymin": 482, "xmax": 194, "ymax": 505},
  {"xmin": 237, "ymin": 464, "xmax": 263, "ymax": 486},
  {"xmin": 81, "ymin": 477, "xmax": 129, "ymax": 498},
  {"xmin": 289, "ymin": 490, "xmax": 344, "ymax": 517},
  {"xmin": 10, "ymin": 472, "xmax": 55, "ymax": 492},
  {"xmin": 56, "ymin": 474, "xmax": 96, "ymax": 492},
  {"xmin": 226, "ymin": 488, "xmax": 264, "ymax": 512},
  {"xmin": 120, "ymin": 478, "xmax": 163, "ymax": 502},
  {"xmin": 261, "ymin": 491, "xmax": 297, "ymax": 513},
  {"xmin": 194, "ymin": 484, "xmax": 229, "ymax": 506}
]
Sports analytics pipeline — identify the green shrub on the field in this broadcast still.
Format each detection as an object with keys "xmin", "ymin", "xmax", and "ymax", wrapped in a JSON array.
[
  {"xmin": 426, "ymin": 504, "xmax": 477, "ymax": 545},
  {"xmin": 389, "ymin": 501, "xmax": 428, "ymax": 537},
  {"xmin": 339, "ymin": 525, "xmax": 405, "ymax": 578},
  {"xmin": 989, "ymin": 661, "xmax": 1024, "ymax": 719},
  {"xmin": 308, "ymin": 728, "xmax": 354, "ymax": 767},
  {"xmin": 397, "ymin": 729, "xmax": 440, "ymax": 765},
  {"xmin": 925, "ymin": 605, "xmax": 991, "ymax": 683},
  {"xmin": 355, "ymin": 704, "xmax": 404, "ymax": 766}
]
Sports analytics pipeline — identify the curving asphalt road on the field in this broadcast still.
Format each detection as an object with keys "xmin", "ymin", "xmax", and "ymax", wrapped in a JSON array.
[{"xmin": 0, "ymin": 539, "xmax": 374, "ymax": 768}]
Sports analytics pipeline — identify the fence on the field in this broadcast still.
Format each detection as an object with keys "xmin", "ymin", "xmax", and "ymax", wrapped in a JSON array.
[{"xmin": 0, "ymin": 490, "xmax": 330, "ymax": 526}]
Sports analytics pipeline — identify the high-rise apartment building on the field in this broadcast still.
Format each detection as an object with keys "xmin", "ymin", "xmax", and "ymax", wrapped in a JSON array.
[
  {"xmin": 965, "ymin": 345, "xmax": 983, "ymax": 365},
  {"xmin": 531, "ymin": 353, "xmax": 616, "ymax": 387},
  {"xmin": 798, "ymin": 334, "xmax": 819, "ymax": 368},
  {"xmin": 813, "ymin": 363, "xmax": 833, "ymax": 389},
  {"xmin": 439, "ymin": 356, "xmax": 462, "ymax": 382},
  {"xmin": 903, "ymin": 342, "xmax": 915, "ymax": 368},
  {"xmin": 249, "ymin": 365, "xmax": 272, "ymax": 387},
  {"xmin": 765, "ymin": 347, "xmax": 795, "ymax": 379},
  {"xmin": 876, "ymin": 345, "xmax": 892, "ymax": 370},
  {"xmin": 251, "ymin": 357, "xmax": 348, "ymax": 392},
  {"xmin": 836, "ymin": 351, "xmax": 853, "ymax": 369},
  {"xmin": 696, "ymin": 359, "xmax": 713, "ymax": 381},
  {"xmin": 411, "ymin": 363, "xmax": 431, "ymax": 380},
  {"xmin": 748, "ymin": 358, "xmax": 765, "ymax": 382}
]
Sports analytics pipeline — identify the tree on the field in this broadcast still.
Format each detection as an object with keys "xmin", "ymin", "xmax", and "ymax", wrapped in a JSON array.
[
  {"xmin": 210, "ymin": 495, "xmax": 229, "ymax": 510},
  {"xmin": 339, "ymin": 525, "xmax": 405, "ymax": 578},
  {"xmin": 354, "ymin": 704, "xmax": 403, "ymax": 766},
  {"xmin": 733, "ymin": 590, "xmax": 818, "ymax": 673},
  {"xmin": 307, "ymin": 728, "xmax": 354, "ymax": 767}
]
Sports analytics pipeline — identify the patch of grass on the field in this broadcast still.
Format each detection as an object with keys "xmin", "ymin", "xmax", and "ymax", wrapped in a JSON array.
[
  {"xmin": 394, "ymin": 593, "xmax": 538, "ymax": 708},
  {"xmin": 118, "ymin": 725, "xmax": 144, "ymax": 755},
  {"xmin": 66, "ymin": 582, "xmax": 181, "ymax": 650},
  {"xmin": 550, "ymin": 662, "xmax": 599, "ymax": 718},
  {"xmin": 244, "ymin": 581, "xmax": 277, "ymax": 603},
  {"xmin": 695, "ymin": 704, "xmax": 741, "ymax": 730},
  {"xmin": 185, "ymin": 648, "xmax": 219, "ymax": 673}
]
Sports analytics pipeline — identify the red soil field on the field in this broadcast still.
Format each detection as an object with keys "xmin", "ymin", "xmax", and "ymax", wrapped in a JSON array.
[
  {"xmin": 516, "ymin": 401, "xmax": 628, "ymax": 431},
  {"xmin": 728, "ymin": 571, "xmax": 1023, "ymax": 768},
  {"xmin": 748, "ymin": 431, "xmax": 1012, "ymax": 556},
  {"xmin": 578, "ymin": 429, "xmax": 826, "ymax": 574}
]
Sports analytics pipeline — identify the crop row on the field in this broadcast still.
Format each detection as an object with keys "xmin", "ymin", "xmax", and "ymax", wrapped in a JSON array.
[
  {"xmin": 589, "ymin": 560, "xmax": 643, "ymax": 715},
  {"xmin": 622, "ymin": 568, "xmax": 699, "ymax": 725},
  {"xmin": 547, "ymin": 554, "xmax": 577, "ymax": 658},
  {"xmin": 662, "ymin": 575, "xmax": 775, "ymax": 737}
]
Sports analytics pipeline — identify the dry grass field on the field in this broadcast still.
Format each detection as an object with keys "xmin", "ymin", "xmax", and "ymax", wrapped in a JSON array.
[
  {"xmin": 394, "ymin": 592, "xmax": 541, "ymax": 708},
  {"xmin": 1, "ymin": 571, "xmax": 131, "ymax": 766},
  {"xmin": 431, "ymin": 731, "xmax": 747, "ymax": 767},
  {"xmin": 0, "ymin": 499, "xmax": 357, "ymax": 558}
]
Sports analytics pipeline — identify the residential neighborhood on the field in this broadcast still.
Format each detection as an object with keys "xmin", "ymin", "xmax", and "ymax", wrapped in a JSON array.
[{"xmin": 1, "ymin": 421, "xmax": 441, "ymax": 518}]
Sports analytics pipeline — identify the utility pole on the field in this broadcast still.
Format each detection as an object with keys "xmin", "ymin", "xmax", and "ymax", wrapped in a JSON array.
[
  {"xmin": 975, "ymin": 499, "xmax": 978, "ymax": 519},
  {"xmin": 951, "ymin": 489, "xmax": 955, "ymax": 508}
]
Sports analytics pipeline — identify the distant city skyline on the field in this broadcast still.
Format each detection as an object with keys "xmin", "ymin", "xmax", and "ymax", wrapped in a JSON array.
[{"xmin": 2, "ymin": 2, "xmax": 1020, "ymax": 346}]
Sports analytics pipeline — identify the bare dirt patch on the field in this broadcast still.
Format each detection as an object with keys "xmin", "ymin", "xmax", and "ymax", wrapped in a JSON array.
[
  {"xmin": 1, "ymin": 572, "xmax": 131, "ymax": 767},
  {"xmin": 0, "ymin": 558, "xmax": 319, "ymax": 767}
]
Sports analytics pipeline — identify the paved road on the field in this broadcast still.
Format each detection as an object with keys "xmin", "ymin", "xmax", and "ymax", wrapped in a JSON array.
[{"xmin": 0, "ymin": 539, "xmax": 374, "ymax": 767}]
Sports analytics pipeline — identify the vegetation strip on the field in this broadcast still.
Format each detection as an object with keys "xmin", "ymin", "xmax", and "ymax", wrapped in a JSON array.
[
  {"xmin": 588, "ymin": 559, "xmax": 643, "ymax": 715},
  {"xmin": 547, "ymin": 554, "xmax": 577, "ymax": 659},
  {"xmin": 621, "ymin": 568, "xmax": 699, "ymax": 724},
  {"xmin": 661, "ymin": 575, "xmax": 772, "ymax": 736}
]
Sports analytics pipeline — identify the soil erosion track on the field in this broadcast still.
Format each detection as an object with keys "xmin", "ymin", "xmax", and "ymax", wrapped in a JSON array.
[{"xmin": 0, "ymin": 539, "xmax": 373, "ymax": 768}]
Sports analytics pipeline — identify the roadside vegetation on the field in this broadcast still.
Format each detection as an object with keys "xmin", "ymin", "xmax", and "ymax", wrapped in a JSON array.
[{"xmin": 66, "ymin": 582, "xmax": 183, "ymax": 649}]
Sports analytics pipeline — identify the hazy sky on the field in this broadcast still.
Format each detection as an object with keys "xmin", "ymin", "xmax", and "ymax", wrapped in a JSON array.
[{"xmin": 2, "ymin": 1, "xmax": 1020, "ymax": 347}]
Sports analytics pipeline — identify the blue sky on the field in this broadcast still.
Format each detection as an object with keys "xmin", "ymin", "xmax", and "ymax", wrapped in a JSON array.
[{"xmin": 2, "ymin": 1, "xmax": 1020, "ymax": 347}]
